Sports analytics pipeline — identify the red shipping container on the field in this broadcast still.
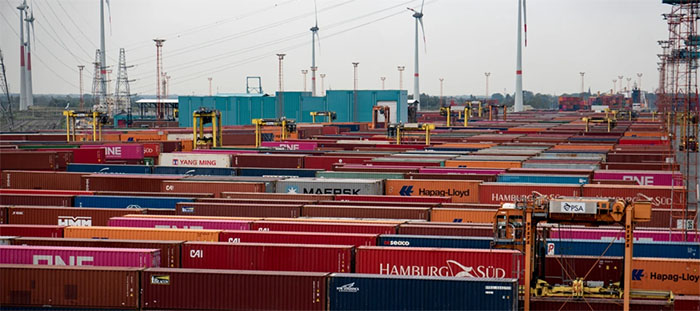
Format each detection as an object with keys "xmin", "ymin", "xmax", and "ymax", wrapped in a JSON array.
[
  {"xmin": 141, "ymin": 268, "xmax": 327, "ymax": 310},
  {"xmin": 182, "ymin": 242, "xmax": 352, "ymax": 272},
  {"xmin": 7, "ymin": 206, "xmax": 145, "ymax": 226},
  {"xmin": 161, "ymin": 180, "xmax": 265, "ymax": 198},
  {"xmin": 303, "ymin": 156, "xmax": 374, "ymax": 170},
  {"xmin": 0, "ymin": 189, "xmax": 92, "ymax": 196},
  {"xmin": 219, "ymin": 230, "xmax": 377, "ymax": 246},
  {"xmin": 0, "ymin": 245, "xmax": 160, "ymax": 267},
  {"xmin": 1, "ymin": 170, "xmax": 86, "ymax": 190},
  {"xmin": 11, "ymin": 237, "xmax": 182, "ymax": 268},
  {"xmin": 81, "ymin": 174, "xmax": 182, "ymax": 192},
  {"xmin": 96, "ymin": 190, "xmax": 214, "ymax": 198},
  {"xmin": 0, "ymin": 151, "xmax": 57, "ymax": 170},
  {"xmin": 301, "ymin": 205, "xmax": 430, "ymax": 220},
  {"xmin": 0, "ymin": 194, "xmax": 72, "ymax": 206},
  {"xmin": 176, "ymin": 202, "xmax": 301, "ymax": 218},
  {"xmin": 478, "ymin": 182, "xmax": 582, "ymax": 205},
  {"xmin": 233, "ymin": 154, "xmax": 306, "ymax": 168},
  {"xmin": 70, "ymin": 148, "xmax": 106, "ymax": 164},
  {"xmin": 582, "ymin": 184, "xmax": 685, "ymax": 210},
  {"xmin": 108, "ymin": 217, "xmax": 251, "ymax": 230},
  {"xmin": 197, "ymin": 197, "xmax": 315, "ymax": 205},
  {"xmin": 251, "ymin": 220, "xmax": 397, "ymax": 234},
  {"xmin": 356, "ymin": 246, "xmax": 522, "ymax": 279},
  {"xmin": 0, "ymin": 224, "xmax": 64, "ymax": 237},
  {"xmin": 335, "ymin": 194, "xmax": 450, "ymax": 204},
  {"xmin": 220, "ymin": 191, "xmax": 332, "ymax": 201},
  {"xmin": 141, "ymin": 142, "xmax": 162, "ymax": 157}
]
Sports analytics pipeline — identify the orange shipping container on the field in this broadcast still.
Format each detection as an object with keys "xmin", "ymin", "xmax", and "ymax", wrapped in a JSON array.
[
  {"xmin": 385, "ymin": 179, "xmax": 480, "ymax": 203},
  {"xmin": 444, "ymin": 160, "xmax": 522, "ymax": 169},
  {"xmin": 64, "ymin": 226, "xmax": 220, "ymax": 242},
  {"xmin": 632, "ymin": 258, "xmax": 700, "ymax": 295},
  {"xmin": 161, "ymin": 180, "xmax": 265, "ymax": 198},
  {"xmin": 430, "ymin": 208, "xmax": 496, "ymax": 223}
]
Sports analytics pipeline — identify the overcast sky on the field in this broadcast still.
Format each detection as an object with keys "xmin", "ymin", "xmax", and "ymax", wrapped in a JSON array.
[{"xmin": 0, "ymin": 0, "xmax": 669, "ymax": 97}]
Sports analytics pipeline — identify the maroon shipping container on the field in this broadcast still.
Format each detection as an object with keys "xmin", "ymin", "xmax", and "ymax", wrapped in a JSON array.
[
  {"xmin": 301, "ymin": 205, "xmax": 430, "ymax": 220},
  {"xmin": 544, "ymin": 255, "xmax": 622, "ymax": 287},
  {"xmin": 141, "ymin": 268, "xmax": 327, "ymax": 310},
  {"xmin": 182, "ymin": 242, "xmax": 352, "ymax": 272},
  {"xmin": 317, "ymin": 200, "xmax": 438, "ymax": 208},
  {"xmin": 405, "ymin": 173, "xmax": 497, "ymax": 182},
  {"xmin": 335, "ymin": 194, "xmax": 451, "ymax": 204},
  {"xmin": 175, "ymin": 202, "xmax": 302, "ymax": 218},
  {"xmin": 333, "ymin": 165, "xmax": 421, "ymax": 173},
  {"xmin": 356, "ymin": 246, "xmax": 522, "ymax": 279},
  {"xmin": 606, "ymin": 153, "xmax": 667, "ymax": 163},
  {"xmin": 440, "ymin": 203, "xmax": 501, "ymax": 209},
  {"xmin": 233, "ymin": 154, "xmax": 306, "ymax": 168},
  {"xmin": 397, "ymin": 223, "xmax": 494, "ymax": 237},
  {"xmin": 6, "ymin": 206, "xmax": 145, "ymax": 226},
  {"xmin": 647, "ymin": 208, "xmax": 698, "ymax": 228},
  {"xmin": 11, "ymin": 237, "xmax": 183, "ymax": 268},
  {"xmin": 70, "ymin": 147, "xmax": 106, "ymax": 164},
  {"xmin": 1, "ymin": 170, "xmax": 85, "ymax": 190},
  {"xmin": 81, "ymin": 174, "xmax": 183, "ymax": 192},
  {"xmin": 505, "ymin": 167, "xmax": 594, "ymax": 178},
  {"xmin": 0, "ymin": 264, "xmax": 140, "ymax": 309},
  {"xmin": 251, "ymin": 220, "xmax": 397, "ymax": 234},
  {"xmin": 530, "ymin": 297, "xmax": 672, "ymax": 311},
  {"xmin": 220, "ymin": 191, "xmax": 332, "ymax": 201},
  {"xmin": 219, "ymin": 230, "xmax": 377, "ymax": 247},
  {"xmin": 0, "ymin": 224, "xmax": 64, "ymax": 237},
  {"xmin": 479, "ymin": 183, "xmax": 582, "ymax": 205},
  {"xmin": 0, "ymin": 151, "xmax": 57, "ymax": 170},
  {"xmin": 161, "ymin": 180, "xmax": 265, "ymax": 198},
  {"xmin": 95, "ymin": 190, "xmax": 214, "ymax": 198},
  {"xmin": 197, "ymin": 198, "xmax": 315, "ymax": 205},
  {"xmin": 582, "ymin": 184, "xmax": 685, "ymax": 210},
  {"xmin": 601, "ymin": 162, "xmax": 679, "ymax": 171},
  {"xmin": 303, "ymin": 156, "xmax": 374, "ymax": 170},
  {"xmin": 0, "ymin": 194, "xmax": 72, "ymax": 206}
]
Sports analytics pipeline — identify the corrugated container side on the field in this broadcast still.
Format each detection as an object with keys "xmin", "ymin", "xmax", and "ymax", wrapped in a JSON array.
[
  {"xmin": 334, "ymin": 194, "xmax": 451, "ymax": 204},
  {"xmin": 0, "ymin": 264, "xmax": 140, "ymax": 309},
  {"xmin": 1, "ymin": 170, "xmax": 85, "ymax": 190},
  {"xmin": 141, "ymin": 268, "xmax": 327, "ymax": 310},
  {"xmin": 81, "ymin": 174, "xmax": 177, "ymax": 192},
  {"xmin": 0, "ymin": 245, "xmax": 160, "ymax": 267},
  {"xmin": 64, "ymin": 226, "xmax": 220, "ymax": 242},
  {"xmin": 108, "ymin": 217, "xmax": 250, "ymax": 231},
  {"xmin": 7, "ymin": 206, "xmax": 146, "ymax": 226},
  {"xmin": 175, "ymin": 202, "xmax": 301, "ymax": 218},
  {"xmin": 631, "ymin": 258, "xmax": 700, "ymax": 295},
  {"xmin": 219, "ymin": 230, "xmax": 377, "ymax": 246},
  {"xmin": 397, "ymin": 223, "xmax": 493, "ymax": 237},
  {"xmin": 385, "ymin": 179, "xmax": 480, "ymax": 203},
  {"xmin": 478, "ymin": 183, "xmax": 582, "ymax": 205},
  {"xmin": 251, "ymin": 221, "xmax": 397, "ymax": 234},
  {"xmin": 160, "ymin": 180, "xmax": 265, "ymax": 197},
  {"xmin": 0, "ymin": 225, "xmax": 64, "ymax": 237},
  {"xmin": 582, "ymin": 184, "xmax": 685, "ymax": 210},
  {"xmin": 301, "ymin": 205, "xmax": 430, "ymax": 220},
  {"xmin": 431, "ymin": 208, "xmax": 496, "ymax": 223},
  {"xmin": 220, "ymin": 191, "xmax": 332, "ymax": 201},
  {"xmin": 182, "ymin": 242, "xmax": 353, "ymax": 272},
  {"xmin": 276, "ymin": 178, "xmax": 383, "ymax": 196},
  {"xmin": 74, "ymin": 195, "xmax": 194, "ymax": 209},
  {"xmin": 0, "ymin": 194, "xmax": 72, "ymax": 206}
]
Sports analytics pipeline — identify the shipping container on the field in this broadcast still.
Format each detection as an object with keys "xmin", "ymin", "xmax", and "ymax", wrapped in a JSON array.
[
  {"xmin": 238, "ymin": 167, "xmax": 321, "ymax": 177},
  {"xmin": 74, "ymin": 195, "xmax": 194, "ymax": 209},
  {"xmin": 64, "ymin": 226, "xmax": 220, "ymax": 242},
  {"xmin": 550, "ymin": 227, "xmax": 699, "ymax": 242},
  {"xmin": 0, "ymin": 245, "xmax": 160, "ymax": 267},
  {"xmin": 327, "ymin": 273, "xmax": 518, "ymax": 311},
  {"xmin": 67, "ymin": 163, "xmax": 152, "ymax": 174},
  {"xmin": 356, "ymin": 246, "xmax": 522, "ymax": 279},
  {"xmin": 0, "ymin": 224, "xmax": 64, "ymax": 237},
  {"xmin": 0, "ymin": 194, "xmax": 72, "ymax": 206},
  {"xmin": 95, "ymin": 190, "xmax": 214, "ymax": 198},
  {"xmin": 80, "ymin": 144, "xmax": 144, "ymax": 160},
  {"xmin": 159, "ymin": 152, "xmax": 232, "ymax": 168},
  {"xmin": 316, "ymin": 171, "xmax": 405, "ymax": 180},
  {"xmin": 276, "ymin": 178, "xmax": 383, "ymax": 196},
  {"xmin": 385, "ymin": 179, "xmax": 480, "ymax": 203},
  {"xmin": 479, "ymin": 182, "xmax": 582, "ymax": 205},
  {"xmin": 219, "ymin": 230, "xmax": 377, "ymax": 246},
  {"xmin": 161, "ymin": 180, "xmax": 265, "ymax": 197},
  {"xmin": 592, "ymin": 170, "xmax": 683, "ymax": 187},
  {"xmin": 233, "ymin": 154, "xmax": 306, "ymax": 168},
  {"xmin": 529, "ymin": 297, "xmax": 673, "ymax": 311},
  {"xmin": 182, "ymin": 242, "xmax": 353, "ymax": 272},
  {"xmin": 398, "ymin": 223, "xmax": 494, "ymax": 237},
  {"xmin": 582, "ymin": 184, "xmax": 685, "ymax": 210},
  {"xmin": 377, "ymin": 234, "xmax": 492, "ymax": 248},
  {"xmin": 7, "ymin": 206, "xmax": 145, "ymax": 227},
  {"xmin": 546, "ymin": 239, "xmax": 699, "ymax": 259},
  {"xmin": 1, "ymin": 170, "xmax": 85, "ymax": 190},
  {"xmin": 252, "ymin": 221, "xmax": 397, "ymax": 234},
  {"xmin": 631, "ymin": 258, "xmax": 700, "ymax": 295},
  {"xmin": 302, "ymin": 205, "xmax": 430, "ymax": 220},
  {"xmin": 108, "ymin": 216, "xmax": 250, "ymax": 231},
  {"xmin": 81, "ymin": 174, "xmax": 180, "ymax": 192},
  {"xmin": 176, "ymin": 202, "xmax": 301, "ymax": 217},
  {"xmin": 431, "ymin": 208, "xmax": 496, "ymax": 223},
  {"xmin": 141, "ymin": 268, "xmax": 327, "ymax": 310},
  {"xmin": 496, "ymin": 173, "xmax": 589, "ymax": 184},
  {"xmin": 220, "ymin": 191, "xmax": 332, "ymax": 201},
  {"xmin": 11, "ymin": 237, "xmax": 183, "ymax": 268},
  {"xmin": 0, "ymin": 264, "xmax": 140, "ymax": 309},
  {"xmin": 544, "ymin": 255, "xmax": 622, "ymax": 287},
  {"xmin": 0, "ymin": 151, "xmax": 57, "ymax": 170},
  {"xmin": 335, "ymin": 194, "xmax": 451, "ymax": 204},
  {"xmin": 153, "ymin": 165, "xmax": 237, "ymax": 176}
]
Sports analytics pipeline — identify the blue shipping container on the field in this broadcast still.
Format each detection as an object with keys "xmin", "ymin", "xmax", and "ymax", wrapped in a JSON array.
[
  {"xmin": 377, "ymin": 235, "xmax": 492, "ymax": 249},
  {"xmin": 153, "ymin": 166, "xmax": 237, "ymax": 176},
  {"xmin": 327, "ymin": 273, "xmax": 518, "ymax": 311},
  {"xmin": 74, "ymin": 195, "xmax": 194, "ymax": 209},
  {"xmin": 67, "ymin": 163, "xmax": 152, "ymax": 174},
  {"xmin": 237, "ymin": 167, "xmax": 320, "ymax": 178},
  {"xmin": 496, "ymin": 174, "xmax": 589, "ymax": 184},
  {"xmin": 547, "ymin": 239, "xmax": 699, "ymax": 259}
]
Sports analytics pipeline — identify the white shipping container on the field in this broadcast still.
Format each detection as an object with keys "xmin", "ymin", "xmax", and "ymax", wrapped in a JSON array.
[
  {"xmin": 158, "ymin": 153, "xmax": 231, "ymax": 168},
  {"xmin": 167, "ymin": 133, "xmax": 210, "ymax": 141},
  {"xmin": 276, "ymin": 178, "xmax": 383, "ymax": 195}
]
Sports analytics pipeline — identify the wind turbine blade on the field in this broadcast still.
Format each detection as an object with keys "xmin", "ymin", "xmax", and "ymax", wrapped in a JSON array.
[
  {"xmin": 407, "ymin": 7, "xmax": 417, "ymax": 13},
  {"xmin": 106, "ymin": 0, "xmax": 113, "ymax": 36},
  {"xmin": 315, "ymin": 32, "xmax": 321, "ymax": 53},
  {"xmin": 420, "ymin": 0, "xmax": 425, "ymax": 13},
  {"xmin": 314, "ymin": 0, "xmax": 318, "ymax": 27},
  {"xmin": 418, "ymin": 17, "xmax": 426, "ymax": 53},
  {"xmin": 523, "ymin": 0, "xmax": 527, "ymax": 47}
]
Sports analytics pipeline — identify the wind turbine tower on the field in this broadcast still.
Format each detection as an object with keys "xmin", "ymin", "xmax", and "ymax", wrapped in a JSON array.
[
  {"xmin": 408, "ymin": 0, "xmax": 426, "ymax": 110},
  {"xmin": 24, "ymin": 7, "xmax": 34, "ymax": 109},
  {"xmin": 17, "ymin": 0, "xmax": 27, "ymax": 111},
  {"xmin": 310, "ymin": 0, "xmax": 320, "ymax": 96},
  {"xmin": 99, "ymin": 0, "xmax": 108, "ymax": 107},
  {"xmin": 514, "ymin": 0, "xmax": 527, "ymax": 113}
]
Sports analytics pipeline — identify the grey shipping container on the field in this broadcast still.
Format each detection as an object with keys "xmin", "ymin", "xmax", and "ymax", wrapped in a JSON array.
[
  {"xmin": 276, "ymin": 178, "xmax": 383, "ymax": 196},
  {"xmin": 327, "ymin": 273, "xmax": 518, "ymax": 310}
]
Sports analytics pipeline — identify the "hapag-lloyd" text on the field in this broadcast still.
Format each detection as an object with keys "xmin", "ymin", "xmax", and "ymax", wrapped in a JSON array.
[{"xmin": 419, "ymin": 189, "xmax": 470, "ymax": 197}]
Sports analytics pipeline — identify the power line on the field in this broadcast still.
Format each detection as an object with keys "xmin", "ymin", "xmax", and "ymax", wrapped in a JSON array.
[
  {"xmin": 42, "ymin": 0, "xmax": 94, "ymax": 60},
  {"xmin": 54, "ymin": 1, "xmax": 97, "ymax": 51}
]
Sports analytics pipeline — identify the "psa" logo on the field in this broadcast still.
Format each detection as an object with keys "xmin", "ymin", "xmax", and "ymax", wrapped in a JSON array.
[
  {"xmin": 632, "ymin": 269, "xmax": 645, "ymax": 281},
  {"xmin": 399, "ymin": 185, "xmax": 413, "ymax": 196}
]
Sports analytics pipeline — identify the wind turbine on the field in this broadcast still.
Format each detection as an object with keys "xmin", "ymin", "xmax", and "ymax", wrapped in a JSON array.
[
  {"xmin": 310, "ymin": 0, "xmax": 320, "ymax": 96},
  {"xmin": 17, "ymin": 0, "xmax": 27, "ymax": 111},
  {"xmin": 24, "ymin": 6, "xmax": 34, "ymax": 108},
  {"xmin": 514, "ymin": 0, "xmax": 527, "ymax": 112},
  {"xmin": 407, "ymin": 0, "xmax": 426, "ymax": 110}
]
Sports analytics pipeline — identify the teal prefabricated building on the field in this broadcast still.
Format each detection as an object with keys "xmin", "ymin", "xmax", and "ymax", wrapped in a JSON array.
[{"xmin": 177, "ymin": 90, "xmax": 408, "ymax": 127}]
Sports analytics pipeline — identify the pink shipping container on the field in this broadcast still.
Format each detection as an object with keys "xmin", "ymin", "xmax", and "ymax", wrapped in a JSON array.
[
  {"xmin": 182, "ymin": 242, "xmax": 353, "ymax": 272},
  {"xmin": 80, "ymin": 144, "xmax": 144, "ymax": 160},
  {"xmin": 219, "ymin": 230, "xmax": 377, "ymax": 246},
  {"xmin": 550, "ymin": 227, "xmax": 699, "ymax": 243},
  {"xmin": 592, "ymin": 170, "xmax": 683, "ymax": 186},
  {"xmin": 251, "ymin": 221, "xmax": 397, "ymax": 234},
  {"xmin": 356, "ymin": 246, "xmax": 522, "ymax": 280},
  {"xmin": 108, "ymin": 217, "xmax": 251, "ymax": 231},
  {"xmin": 0, "ymin": 224, "xmax": 64, "ymax": 237},
  {"xmin": 261, "ymin": 141, "xmax": 318, "ymax": 150},
  {"xmin": 0, "ymin": 245, "xmax": 160, "ymax": 267},
  {"xmin": 418, "ymin": 168, "xmax": 505, "ymax": 175}
]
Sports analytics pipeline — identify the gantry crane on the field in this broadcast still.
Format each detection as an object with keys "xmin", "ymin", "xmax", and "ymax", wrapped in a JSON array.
[
  {"xmin": 491, "ymin": 193, "xmax": 673, "ymax": 311},
  {"xmin": 252, "ymin": 117, "xmax": 297, "ymax": 148},
  {"xmin": 371, "ymin": 106, "xmax": 391, "ymax": 129},
  {"xmin": 63, "ymin": 110, "xmax": 107, "ymax": 142},
  {"xmin": 582, "ymin": 116, "xmax": 616, "ymax": 133},
  {"xmin": 387, "ymin": 123, "xmax": 435, "ymax": 145},
  {"xmin": 193, "ymin": 108, "xmax": 222, "ymax": 148},
  {"xmin": 310, "ymin": 111, "xmax": 336, "ymax": 123}
]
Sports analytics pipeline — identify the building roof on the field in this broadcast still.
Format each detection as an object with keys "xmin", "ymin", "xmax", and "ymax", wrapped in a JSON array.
[{"xmin": 135, "ymin": 99, "xmax": 179, "ymax": 104}]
